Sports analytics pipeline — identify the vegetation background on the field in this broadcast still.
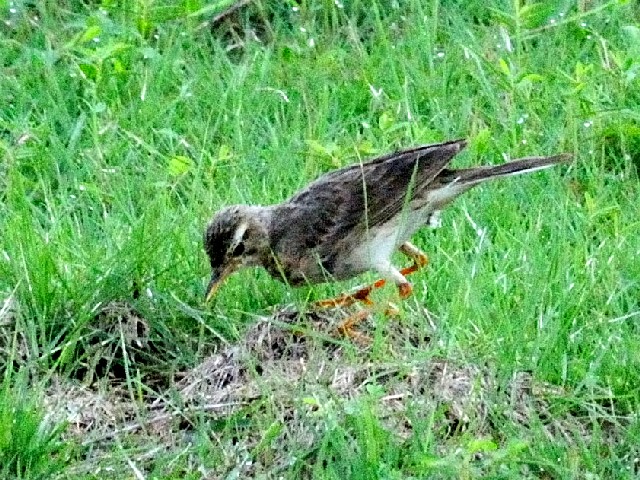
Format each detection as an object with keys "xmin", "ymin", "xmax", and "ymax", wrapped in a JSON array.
[{"xmin": 1, "ymin": 0, "xmax": 639, "ymax": 478}]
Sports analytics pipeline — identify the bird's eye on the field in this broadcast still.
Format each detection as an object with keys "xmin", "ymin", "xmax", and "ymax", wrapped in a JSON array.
[{"xmin": 232, "ymin": 242, "xmax": 245, "ymax": 257}]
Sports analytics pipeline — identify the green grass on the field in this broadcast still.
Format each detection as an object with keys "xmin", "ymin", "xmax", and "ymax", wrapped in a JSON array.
[
  {"xmin": 1, "ymin": 0, "xmax": 640, "ymax": 477},
  {"xmin": 0, "ymin": 369, "xmax": 71, "ymax": 479}
]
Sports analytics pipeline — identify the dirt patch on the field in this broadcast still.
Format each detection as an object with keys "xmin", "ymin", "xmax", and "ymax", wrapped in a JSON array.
[
  {"xmin": 44, "ymin": 377, "xmax": 135, "ymax": 439},
  {"xmin": 42, "ymin": 306, "xmax": 623, "ymax": 477},
  {"xmin": 48, "ymin": 307, "xmax": 490, "ymax": 431},
  {"xmin": 67, "ymin": 300, "xmax": 175, "ymax": 387}
]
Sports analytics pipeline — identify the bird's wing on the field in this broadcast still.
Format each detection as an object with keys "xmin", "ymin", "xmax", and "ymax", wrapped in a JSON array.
[
  {"xmin": 357, "ymin": 139, "xmax": 467, "ymax": 227},
  {"xmin": 268, "ymin": 139, "xmax": 466, "ymax": 277}
]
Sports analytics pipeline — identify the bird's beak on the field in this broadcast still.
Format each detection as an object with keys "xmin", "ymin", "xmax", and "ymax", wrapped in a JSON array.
[
  {"xmin": 204, "ymin": 273, "xmax": 222, "ymax": 303},
  {"xmin": 204, "ymin": 265, "xmax": 235, "ymax": 302}
]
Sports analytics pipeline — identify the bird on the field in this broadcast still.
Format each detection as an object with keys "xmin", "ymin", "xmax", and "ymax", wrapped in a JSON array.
[{"xmin": 203, "ymin": 139, "xmax": 571, "ymax": 320}]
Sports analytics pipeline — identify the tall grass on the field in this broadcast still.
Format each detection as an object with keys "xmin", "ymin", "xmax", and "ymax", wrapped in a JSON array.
[{"xmin": 1, "ymin": 0, "xmax": 639, "ymax": 477}]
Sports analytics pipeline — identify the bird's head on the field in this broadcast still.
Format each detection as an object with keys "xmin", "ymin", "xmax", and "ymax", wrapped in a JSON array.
[{"xmin": 203, "ymin": 205, "xmax": 270, "ymax": 302}]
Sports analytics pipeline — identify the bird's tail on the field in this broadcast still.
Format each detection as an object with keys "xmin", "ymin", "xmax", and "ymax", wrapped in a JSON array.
[{"xmin": 453, "ymin": 153, "xmax": 573, "ymax": 186}]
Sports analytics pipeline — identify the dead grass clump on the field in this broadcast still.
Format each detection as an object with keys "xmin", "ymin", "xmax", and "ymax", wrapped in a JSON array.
[
  {"xmin": 76, "ymin": 301, "xmax": 153, "ymax": 384},
  {"xmin": 41, "ymin": 308, "xmax": 629, "ymax": 477},
  {"xmin": 44, "ymin": 376, "xmax": 133, "ymax": 439}
]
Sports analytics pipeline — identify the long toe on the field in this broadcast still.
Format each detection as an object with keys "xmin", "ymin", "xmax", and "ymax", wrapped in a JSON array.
[{"xmin": 398, "ymin": 282, "xmax": 413, "ymax": 299}]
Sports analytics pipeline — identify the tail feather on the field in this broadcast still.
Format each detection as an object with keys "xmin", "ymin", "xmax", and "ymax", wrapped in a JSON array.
[
  {"xmin": 425, "ymin": 152, "xmax": 572, "ymax": 208},
  {"xmin": 454, "ymin": 153, "xmax": 573, "ymax": 186}
]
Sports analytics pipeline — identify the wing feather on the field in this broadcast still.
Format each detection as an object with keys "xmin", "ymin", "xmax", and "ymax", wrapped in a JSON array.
[{"xmin": 268, "ymin": 139, "xmax": 467, "ymax": 282}]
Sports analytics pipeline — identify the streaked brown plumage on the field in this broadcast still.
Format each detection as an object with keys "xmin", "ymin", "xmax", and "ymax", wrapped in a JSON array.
[{"xmin": 204, "ymin": 139, "xmax": 571, "ymax": 301}]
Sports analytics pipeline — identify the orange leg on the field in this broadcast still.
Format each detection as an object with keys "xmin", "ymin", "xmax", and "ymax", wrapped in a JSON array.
[
  {"xmin": 314, "ymin": 281, "xmax": 381, "ymax": 308},
  {"xmin": 315, "ymin": 242, "xmax": 428, "ymax": 308}
]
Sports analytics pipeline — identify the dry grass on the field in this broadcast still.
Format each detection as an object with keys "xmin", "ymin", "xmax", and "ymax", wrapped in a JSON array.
[{"xmin": 39, "ymin": 305, "xmax": 625, "ymax": 477}]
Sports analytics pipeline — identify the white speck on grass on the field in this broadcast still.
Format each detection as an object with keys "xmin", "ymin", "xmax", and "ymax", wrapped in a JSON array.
[
  {"xmin": 436, "ymin": 51, "xmax": 445, "ymax": 58},
  {"xmin": 517, "ymin": 117, "xmax": 525, "ymax": 124},
  {"xmin": 308, "ymin": 38, "xmax": 315, "ymax": 48},
  {"xmin": 464, "ymin": 210, "xmax": 487, "ymax": 243},
  {"xmin": 259, "ymin": 87, "xmax": 290, "ymax": 103},
  {"xmin": 581, "ymin": 22, "xmax": 588, "ymax": 27},
  {"xmin": 361, "ymin": 121, "xmax": 371, "ymax": 129},
  {"xmin": 102, "ymin": 168, "xmax": 116, "ymax": 174},
  {"xmin": 153, "ymin": 34, "xmax": 159, "ymax": 40},
  {"xmin": 292, "ymin": 6, "xmax": 299, "ymax": 12},
  {"xmin": 549, "ymin": 18, "xmax": 556, "ymax": 24},
  {"xmin": 2, "ymin": 251, "xmax": 10, "ymax": 262},
  {"xmin": 583, "ymin": 120, "xmax": 593, "ymax": 128},
  {"xmin": 78, "ymin": 185, "xmax": 86, "ymax": 191},
  {"xmin": 70, "ymin": 194, "xmax": 77, "ymax": 199},
  {"xmin": 522, "ymin": 139, "xmax": 527, "ymax": 144},
  {"xmin": 9, "ymin": 8, "xmax": 16, "ymax": 13},
  {"xmin": 93, "ymin": 37, "xmax": 100, "ymax": 43},
  {"xmin": 334, "ymin": 0, "xmax": 344, "ymax": 8},
  {"xmin": 500, "ymin": 26, "xmax": 513, "ymax": 52},
  {"xmin": 299, "ymin": 27, "xmax": 306, "ymax": 33},
  {"xmin": 587, "ymin": 34, "xmax": 592, "ymax": 40},
  {"xmin": 369, "ymin": 84, "xmax": 383, "ymax": 98}
]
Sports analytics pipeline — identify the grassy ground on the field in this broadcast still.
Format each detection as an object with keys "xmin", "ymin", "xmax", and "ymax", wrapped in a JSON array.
[{"xmin": 1, "ymin": 0, "xmax": 640, "ymax": 478}]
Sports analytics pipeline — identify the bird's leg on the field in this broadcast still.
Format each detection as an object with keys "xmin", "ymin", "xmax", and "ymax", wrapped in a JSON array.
[
  {"xmin": 314, "ymin": 282, "xmax": 380, "ymax": 308},
  {"xmin": 332, "ymin": 262, "xmax": 415, "ymax": 342},
  {"xmin": 398, "ymin": 241, "xmax": 429, "ymax": 275},
  {"xmin": 314, "ymin": 242, "xmax": 428, "ymax": 308}
]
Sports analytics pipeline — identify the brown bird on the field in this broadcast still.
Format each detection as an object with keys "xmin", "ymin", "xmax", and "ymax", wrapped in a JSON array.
[{"xmin": 204, "ymin": 139, "xmax": 571, "ymax": 316}]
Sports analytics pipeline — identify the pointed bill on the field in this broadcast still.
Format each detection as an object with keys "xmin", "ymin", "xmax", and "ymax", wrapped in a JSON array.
[{"xmin": 204, "ymin": 273, "xmax": 221, "ymax": 303}]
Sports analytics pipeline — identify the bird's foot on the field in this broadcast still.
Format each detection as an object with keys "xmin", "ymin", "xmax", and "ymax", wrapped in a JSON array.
[
  {"xmin": 314, "ymin": 278, "xmax": 384, "ymax": 309},
  {"xmin": 398, "ymin": 282, "xmax": 413, "ymax": 299},
  {"xmin": 334, "ymin": 310, "xmax": 371, "ymax": 345}
]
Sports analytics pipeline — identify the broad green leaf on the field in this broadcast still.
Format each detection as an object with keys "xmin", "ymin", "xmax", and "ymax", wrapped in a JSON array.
[
  {"xmin": 378, "ymin": 111, "xmax": 395, "ymax": 131},
  {"xmin": 498, "ymin": 57, "xmax": 511, "ymax": 77},
  {"xmin": 79, "ymin": 25, "xmax": 101, "ymax": 44},
  {"xmin": 306, "ymin": 139, "xmax": 335, "ymax": 158},
  {"xmin": 467, "ymin": 438, "xmax": 498, "ymax": 454},
  {"xmin": 519, "ymin": 2, "xmax": 557, "ymax": 30},
  {"xmin": 168, "ymin": 155, "xmax": 194, "ymax": 176}
]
